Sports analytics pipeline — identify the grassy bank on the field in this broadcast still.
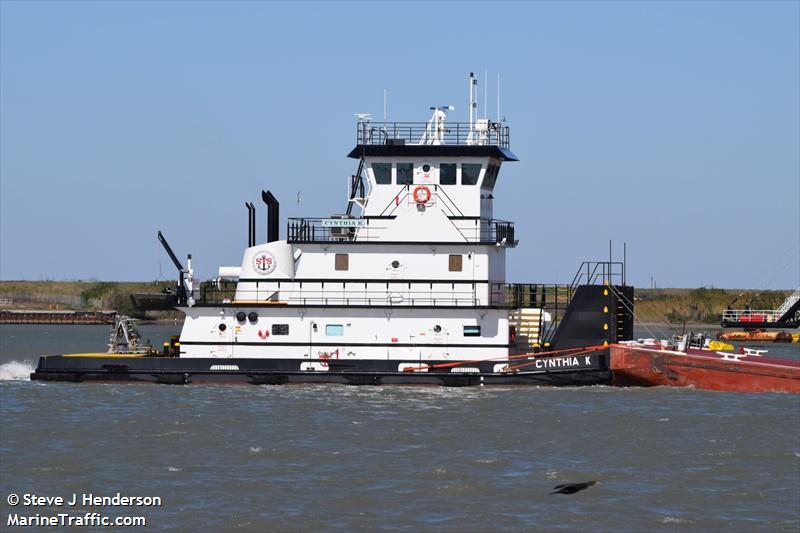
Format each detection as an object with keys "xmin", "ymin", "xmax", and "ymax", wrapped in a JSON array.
[
  {"xmin": 0, "ymin": 280, "xmax": 176, "ymax": 319},
  {"xmin": 0, "ymin": 281, "xmax": 793, "ymax": 325},
  {"xmin": 634, "ymin": 287, "xmax": 792, "ymax": 324}
]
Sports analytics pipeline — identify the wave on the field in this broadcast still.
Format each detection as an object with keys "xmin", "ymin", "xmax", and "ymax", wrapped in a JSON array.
[{"xmin": 0, "ymin": 360, "xmax": 35, "ymax": 381}]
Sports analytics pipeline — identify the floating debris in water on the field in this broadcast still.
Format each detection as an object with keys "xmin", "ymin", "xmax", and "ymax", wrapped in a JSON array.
[{"xmin": 550, "ymin": 481, "xmax": 598, "ymax": 495}]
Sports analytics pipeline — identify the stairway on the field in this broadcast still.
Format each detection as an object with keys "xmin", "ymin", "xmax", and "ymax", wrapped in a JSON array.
[
  {"xmin": 509, "ymin": 308, "xmax": 546, "ymax": 349},
  {"xmin": 777, "ymin": 288, "xmax": 800, "ymax": 319}
]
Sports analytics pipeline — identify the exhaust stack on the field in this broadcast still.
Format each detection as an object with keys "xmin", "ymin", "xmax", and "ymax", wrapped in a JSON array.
[
  {"xmin": 245, "ymin": 202, "xmax": 256, "ymax": 247},
  {"xmin": 261, "ymin": 190, "xmax": 280, "ymax": 243}
]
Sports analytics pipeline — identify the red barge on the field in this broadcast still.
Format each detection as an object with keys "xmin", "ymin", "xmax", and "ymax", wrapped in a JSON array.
[{"xmin": 610, "ymin": 340, "xmax": 800, "ymax": 394}]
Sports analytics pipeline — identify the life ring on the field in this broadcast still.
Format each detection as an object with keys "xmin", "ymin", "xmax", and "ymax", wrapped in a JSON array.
[{"xmin": 413, "ymin": 185, "xmax": 431, "ymax": 204}]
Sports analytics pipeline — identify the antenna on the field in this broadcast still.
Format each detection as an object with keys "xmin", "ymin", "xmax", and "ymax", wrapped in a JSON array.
[
  {"xmin": 497, "ymin": 74, "xmax": 500, "ymax": 122},
  {"xmin": 484, "ymin": 69, "xmax": 488, "ymax": 120},
  {"xmin": 383, "ymin": 89, "xmax": 387, "ymax": 121}
]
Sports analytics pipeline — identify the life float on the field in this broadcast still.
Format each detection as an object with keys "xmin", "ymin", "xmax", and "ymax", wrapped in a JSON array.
[{"xmin": 413, "ymin": 185, "xmax": 431, "ymax": 204}]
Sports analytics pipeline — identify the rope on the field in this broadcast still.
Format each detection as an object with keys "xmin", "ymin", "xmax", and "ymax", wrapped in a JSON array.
[
  {"xmin": 747, "ymin": 247, "xmax": 800, "ymax": 302},
  {"xmin": 607, "ymin": 283, "xmax": 669, "ymax": 340},
  {"xmin": 402, "ymin": 344, "xmax": 609, "ymax": 373}
]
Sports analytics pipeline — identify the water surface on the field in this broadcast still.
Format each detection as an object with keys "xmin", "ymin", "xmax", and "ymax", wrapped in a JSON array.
[{"xmin": 1, "ymin": 325, "xmax": 798, "ymax": 531}]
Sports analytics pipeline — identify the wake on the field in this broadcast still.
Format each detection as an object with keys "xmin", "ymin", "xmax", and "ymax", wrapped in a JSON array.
[{"xmin": 0, "ymin": 360, "xmax": 35, "ymax": 380}]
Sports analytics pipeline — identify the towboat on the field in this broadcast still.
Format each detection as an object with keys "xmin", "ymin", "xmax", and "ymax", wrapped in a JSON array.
[{"xmin": 32, "ymin": 74, "xmax": 636, "ymax": 386}]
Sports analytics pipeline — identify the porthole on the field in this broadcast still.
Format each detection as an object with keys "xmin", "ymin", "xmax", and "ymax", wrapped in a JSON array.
[
  {"xmin": 391, "ymin": 260, "xmax": 400, "ymax": 268},
  {"xmin": 248, "ymin": 312, "xmax": 259, "ymax": 323},
  {"xmin": 422, "ymin": 164, "xmax": 431, "ymax": 172},
  {"xmin": 218, "ymin": 323, "xmax": 227, "ymax": 332},
  {"xmin": 236, "ymin": 312, "xmax": 246, "ymax": 322},
  {"xmin": 433, "ymin": 325, "xmax": 442, "ymax": 333}
]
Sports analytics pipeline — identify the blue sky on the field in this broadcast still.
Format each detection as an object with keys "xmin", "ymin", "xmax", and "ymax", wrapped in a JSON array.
[{"xmin": 1, "ymin": 1, "xmax": 798, "ymax": 289}]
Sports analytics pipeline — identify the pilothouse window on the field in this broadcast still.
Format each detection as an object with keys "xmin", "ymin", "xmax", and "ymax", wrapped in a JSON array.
[
  {"xmin": 397, "ymin": 163, "xmax": 413, "ymax": 185},
  {"xmin": 440, "ymin": 163, "xmax": 457, "ymax": 185},
  {"xmin": 461, "ymin": 164, "xmax": 481, "ymax": 185},
  {"xmin": 371, "ymin": 163, "xmax": 391, "ymax": 184}
]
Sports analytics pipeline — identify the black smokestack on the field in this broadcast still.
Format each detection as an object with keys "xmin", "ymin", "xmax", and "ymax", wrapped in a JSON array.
[{"xmin": 261, "ymin": 190, "xmax": 279, "ymax": 243}]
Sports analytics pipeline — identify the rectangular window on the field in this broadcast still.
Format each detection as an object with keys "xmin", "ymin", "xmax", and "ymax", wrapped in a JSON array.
[
  {"xmin": 439, "ymin": 163, "xmax": 457, "ymax": 185},
  {"xmin": 461, "ymin": 163, "xmax": 482, "ymax": 185},
  {"xmin": 335, "ymin": 253, "xmax": 349, "ymax": 271},
  {"xmin": 371, "ymin": 162, "xmax": 391, "ymax": 184},
  {"xmin": 325, "ymin": 324, "xmax": 344, "ymax": 336},
  {"xmin": 272, "ymin": 324, "xmax": 289, "ymax": 335},
  {"xmin": 463, "ymin": 325, "xmax": 481, "ymax": 337},
  {"xmin": 448, "ymin": 254, "xmax": 463, "ymax": 272},
  {"xmin": 396, "ymin": 163, "xmax": 413, "ymax": 185}
]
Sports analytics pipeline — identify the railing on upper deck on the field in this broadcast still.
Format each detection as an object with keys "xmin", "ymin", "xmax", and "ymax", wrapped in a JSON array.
[
  {"xmin": 197, "ymin": 281, "xmax": 483, "ymax": 307},
  {"xmin": 569, "ymin": 261, "xmax": 625, "ymax": 291},
  {"xmin": 287, "ymin": 217, "xmax": 515, "ymax": 245},
  {"xmin": 357, "ymin": 121, "xmax": 510, "ymax": 148}
]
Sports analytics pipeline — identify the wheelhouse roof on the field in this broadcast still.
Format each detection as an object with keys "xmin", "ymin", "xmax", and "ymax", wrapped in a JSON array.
[{"xmin": 347, "ymin": 144, "xmax": 519, "ymax": 162}]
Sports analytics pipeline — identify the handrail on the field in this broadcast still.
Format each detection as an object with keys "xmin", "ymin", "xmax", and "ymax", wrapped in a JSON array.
[
  {"xmin": 357, "ymin": 121, "xmax": 510, "ymax": 148},
  {"xmin": 198, "ymin": 282, "xmax": 484, "ymax": 307},
  {"xmin": 432, "ymin": 184, "xmax": 465, "ymax": 217},
  {"xmin": 286, "ymin": 216, "xmax": 515, "ymax": 245},
  {"xmin": 722, "ymin": 288, "xmax": 800, "ymax": 324},
  {"xmin": 569, "ymin": 261, "xmax": 625, "ymax": 292},
  {"xmin": 776, "ymin": 288, "xmax": 800, "ymax": 316},
  {"xmin": 722, "ymin": 309, "xmax": 783, "ymax": 322},
  {"xmin": 379, "ymin": 185, "xmax": 411, "ymax": 217}
]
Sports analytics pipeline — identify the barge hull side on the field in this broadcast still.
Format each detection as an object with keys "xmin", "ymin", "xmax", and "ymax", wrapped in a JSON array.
[{"xmin": 609, "ymin": 346, "xmax": 800, "ymax": 393}]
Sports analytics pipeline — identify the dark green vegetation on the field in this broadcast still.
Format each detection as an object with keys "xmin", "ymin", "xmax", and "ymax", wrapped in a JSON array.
[
  {"xmin": 0, "ymin": 280, "xmax": 177, "ymax": 319},
  {"xmin": 0, "ymin": 281, "xmax": 792, "ymax": 325},
  {"xmin": 635, "ymin": 287, "xmax": 792, "ymax": 324}
]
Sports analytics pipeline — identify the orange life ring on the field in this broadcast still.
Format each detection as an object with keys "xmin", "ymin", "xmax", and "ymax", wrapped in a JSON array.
[{"xmin": 413, "ymin": 185, "xmax": 431, "ymax": 204}]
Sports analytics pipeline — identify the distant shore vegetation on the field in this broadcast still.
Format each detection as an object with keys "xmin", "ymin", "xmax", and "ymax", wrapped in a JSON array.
[
  {"xmin": 0, "ymin": 281, "xmax": 793, "ymax": 325},
  {"xmin": 0, "ymin": 280, "xmax": 177, "ymax": 320},
  {"xmin": 634, "ymin": 287, "xmax": 791, "ymax": 325}
]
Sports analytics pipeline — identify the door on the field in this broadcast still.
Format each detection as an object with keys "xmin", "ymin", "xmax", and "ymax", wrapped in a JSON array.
[{"xmin": 211, "ymin": 309, "xmax": 234, "ymax": 358}]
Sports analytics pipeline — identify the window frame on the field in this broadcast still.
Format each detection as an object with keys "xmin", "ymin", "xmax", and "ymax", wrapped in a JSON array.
[
  {"xmin": 461, "ymin": 163, "xmax": 482, "ymax": 186},
  {"xmin": 463, "ymin": 325, "xmax": 482, "ymax": 337},
  {"xmin": 325, "ymin": 324, "xmax": 344, "ymax": 336},
  {"xmin": 396, "ymin": 162, "xmax": 414, "ymax": 185},
  {"xmin": 371, "ymin": 162, "xmax": 392, "ymax": 185},
  {"xmin": 439, "ymin": 163, "xmax": 457, "ymax": 185}
]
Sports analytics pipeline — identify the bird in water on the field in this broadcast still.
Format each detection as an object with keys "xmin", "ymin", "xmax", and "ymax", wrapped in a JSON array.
[{"xmin": 550, "ymin": 481, "xmax": 598, "ymax": 495}]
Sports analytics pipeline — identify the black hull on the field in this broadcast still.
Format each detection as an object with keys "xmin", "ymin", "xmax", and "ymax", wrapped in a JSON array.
[{"xmin": 31, "ymin": 353, "xmax": 611, "ymax": 387}]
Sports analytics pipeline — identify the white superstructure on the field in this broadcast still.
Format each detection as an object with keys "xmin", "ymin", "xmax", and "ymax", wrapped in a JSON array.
[{"xmin": 174, "ymin": 75, "xmax": 529, "ymax": 369}]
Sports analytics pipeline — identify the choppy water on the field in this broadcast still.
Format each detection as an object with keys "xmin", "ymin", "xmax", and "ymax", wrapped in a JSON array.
[{"xmin": 1, "ymin": 324, "xmax": 799, "ymax": 531}]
